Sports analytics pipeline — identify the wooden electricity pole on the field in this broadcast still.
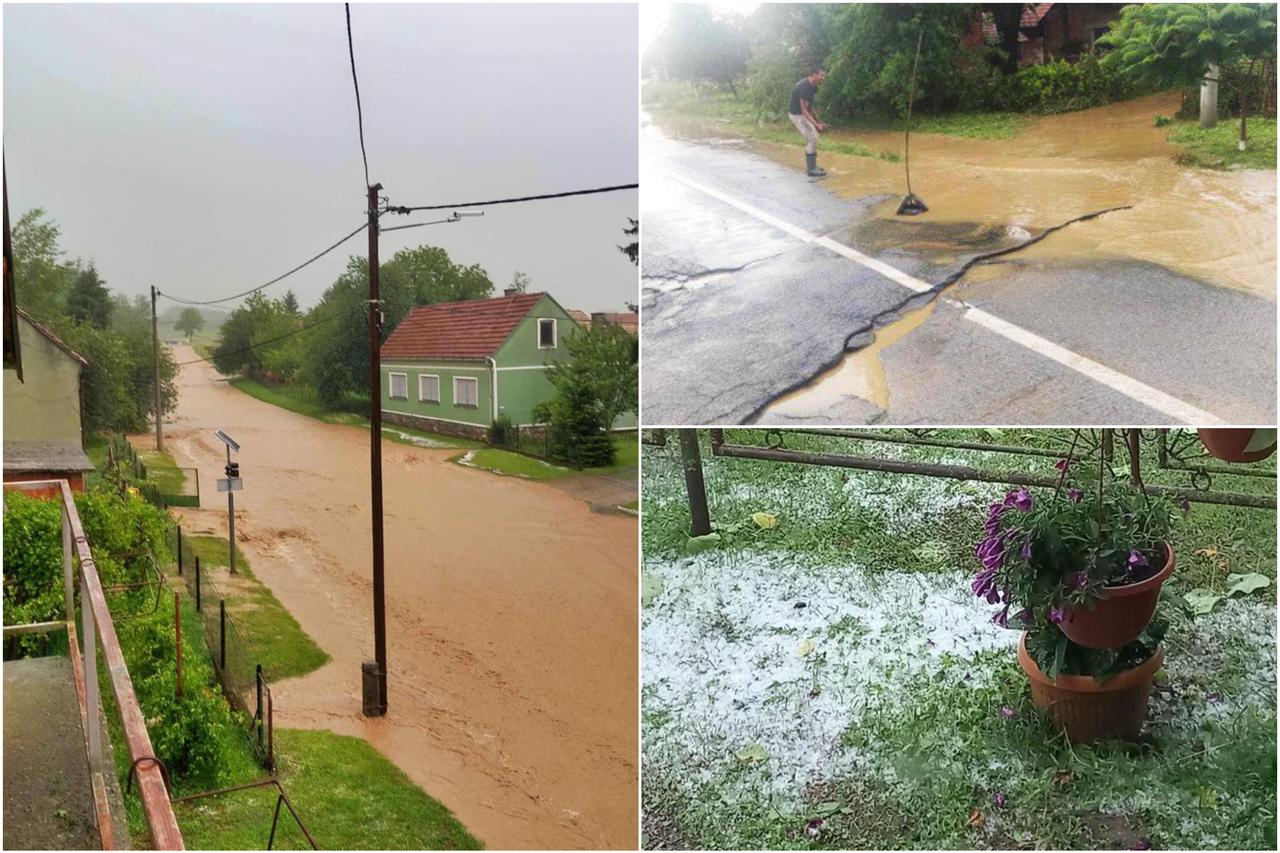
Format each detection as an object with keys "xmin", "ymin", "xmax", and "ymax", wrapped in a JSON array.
[
  {"xmin": 365, "ymin": 182, "xmax": 388, "ymax": 716},
  {"xmin": 151, "ymin": 285, "xmax": 163, "ymax": 451}
]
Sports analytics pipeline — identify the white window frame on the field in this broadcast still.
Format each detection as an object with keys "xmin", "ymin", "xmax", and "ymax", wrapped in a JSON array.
[
  {"xmin": 388, "ymin": 372, "xmax": 408, "ymax": 400},
  {"xmin": 537, "ymin": 317, "xmax": 557, "ymax": 349},
  {"xmin": 453, "ymin": 376, "xmax": 479, "ymax": 408},
  {"xmin": 418, "ymin": 373, "xmax": 441, "ymax": 404}
]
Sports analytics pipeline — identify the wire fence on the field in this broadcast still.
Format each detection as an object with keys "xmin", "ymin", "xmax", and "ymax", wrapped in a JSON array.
[
  {"xmin": 168, "ymin": 522, "xmax": 275, "ymax": 773},
  {"xmin": 108, "ymin": 434, "xmax": 201, "ymax": 508},
  {"xmin": 488, "ymin": 421, "xmax": 550, "ymax": 458}
]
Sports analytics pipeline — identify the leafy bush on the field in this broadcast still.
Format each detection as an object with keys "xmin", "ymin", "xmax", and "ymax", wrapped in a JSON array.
[
  {"xmin": 2, "ymin": 493, "xmax": 66, "ymax": 632},
  {"xmin": 1005, "ymin": 55, "xmax": 1128, "ymax": 115},
  {"xmin": 488, "ymin": 414, "xmax": 514, "ymax": 448},
  {"xmin": 533, "ymin": 380, "xmax": 614, "ymax": 469}
]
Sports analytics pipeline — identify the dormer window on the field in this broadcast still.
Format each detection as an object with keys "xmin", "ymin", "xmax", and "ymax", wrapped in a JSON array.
[{"xmin": 538, "ymin": 318, "xmax": 557, "ymax": 349}]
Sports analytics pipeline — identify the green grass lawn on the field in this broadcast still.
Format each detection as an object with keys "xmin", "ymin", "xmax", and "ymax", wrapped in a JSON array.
[
  {"xmin": 1168, "ymin": 117, "xmax": 1277, "ymax": 170},
  {"xmin": 455, "ymin": 433, "xmax": 639, "ymax": 480},
  {"xmin": 174, "ymin": 728, "xmax": 481, "ymax": 850},
  {"xmin": 136, "ymin": 447, "xmax": 188, "ymax": 495},
  {"xmin": 105, "ymin": 592, "xmax": 475, "ymax": 850},
  {"xmin": 641, "ymin": 428, "xmax": 1276, "ymax": 851},
  {"xmin": 180, "ymin": 535, "xmax": 329, "ymax": 681},
  {"xmin": 226, "ymin": 376, "xmax": 477, "ymax": 449},
  {"xmin": 644, "ymin": 85, "xmax": 1026, "ymax": 154}
]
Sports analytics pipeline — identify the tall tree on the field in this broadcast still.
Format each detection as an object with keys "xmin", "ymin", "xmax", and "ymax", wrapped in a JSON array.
[
  {"xmin": 618, "ymin": 218, "xmax": 638, "ymax": 266},
  {"xmin": 175, "ymin": 307, "xmax": 205, "ymax": 339},
  {"xmin": 9, "ymin": 208, "xmax": 74, "ymax": 321},
  {"xmin": 653, "ymin": 4, "xmax": 751, "ymax": 95},
  {"xmin": 1100, "ymin": 3, "xmax": 1277, "ymax": 144},
  {"xmin": 986, "ymin": 4, "xmax": 1025, "ymax": 75},
  {"xmin": 548, "ymin": 321, "xmax": 637, "ymax": 431},
  {"xmin": 282, "ymin": 290, "xmax": 300, "ymax": 316},
  {"xmin": 509, "ymin": 271, "xmax": 532, "ymax": 294},
  {"xmin": 65, "ymin": 263, "xmax": 113, "ymax": 329}
]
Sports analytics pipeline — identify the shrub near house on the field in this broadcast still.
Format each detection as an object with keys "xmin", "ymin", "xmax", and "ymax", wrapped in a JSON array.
[{"xmin": 379, "ymin": 291, "xmax": 579, "ymax": 441}]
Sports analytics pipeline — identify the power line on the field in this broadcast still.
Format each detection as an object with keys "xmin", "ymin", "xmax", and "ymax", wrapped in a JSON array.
[
  {"xmin": 158, "ymin": 222, "xmax": 368, "ymax": 307},
  {"xmin": 172, "ymin": 307, "xmax": 355, "ymax": 366},
  {"xmin": 345, "ymin": 3, "xmax": 371, "ymax": 189},
  {"xmin": 381, "ymin": 183, "xmax": 639, "ymax": 215}
]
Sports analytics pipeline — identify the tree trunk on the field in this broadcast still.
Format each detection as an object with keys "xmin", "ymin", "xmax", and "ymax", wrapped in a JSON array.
[
  {"xmin": 993, "ymin": 5, "xmax": 1023, "ymax": 74},
  {"xmin": 1200, "ymin": 63, "xmax": 1219, "ymax": 129}
]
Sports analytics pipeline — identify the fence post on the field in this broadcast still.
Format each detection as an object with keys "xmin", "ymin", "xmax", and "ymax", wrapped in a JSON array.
[
  {"xmin": 177, "ymin": 526, "xmax": 183, "ymax": 575},
  {"xmin": 255, "ymin": 664, "xmax": 264, "ymax": 749},
  {"xmin": 220, "ymin": 600, "xmax": 227, "ymax": 673},
  {"xmin": 194, "ymin": 556, "xmax": 202, "ymax": 613},
  {"xmin": 175, "ymin": 592, "xmax": 184, "ymax": 699},
  {"xmin": 267, "ymin": 690, "xmax": 275, "ymax": 773}
]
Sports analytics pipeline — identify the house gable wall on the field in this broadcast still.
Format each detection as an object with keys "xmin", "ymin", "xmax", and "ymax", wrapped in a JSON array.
[
  {"xmin": 491, "ymin": 296, "xmax": 578, "ymax": 426},
  {"xmin": 4, "ymin": 315, "xmax": 84, "ymax": 446}
]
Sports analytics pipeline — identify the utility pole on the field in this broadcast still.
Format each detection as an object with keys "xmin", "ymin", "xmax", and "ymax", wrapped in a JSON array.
[
  {"xmin": 151, "ymin": 285, "xmax": 163, "ymax": 451},
  {"xmin": 364, "ymin": 182, "xmax": 388, "ymax": 717}
]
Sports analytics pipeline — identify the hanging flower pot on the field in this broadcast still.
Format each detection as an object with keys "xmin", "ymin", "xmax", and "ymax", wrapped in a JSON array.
[
  {"xmin": 1017, "ymin": 633, "xmax": 1162, "ymax": 743},
  {"xmin": 1197, "ymin": 428, "xmax": 1277, "ymax": 463},
  {"xmin": 1059, "ymin": 543, "xmax": 1175, "ymax": 649}
]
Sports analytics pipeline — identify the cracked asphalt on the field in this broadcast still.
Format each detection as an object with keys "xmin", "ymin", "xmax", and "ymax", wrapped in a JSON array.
[{"xmin": 640, "ymin": 124, "xmax": 1276, "ymax": 425}]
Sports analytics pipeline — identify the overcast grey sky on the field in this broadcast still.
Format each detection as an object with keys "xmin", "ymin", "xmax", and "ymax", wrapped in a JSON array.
[{"xmin": 3, "ymin": 3, "xmax": 638, "ymax": 314}]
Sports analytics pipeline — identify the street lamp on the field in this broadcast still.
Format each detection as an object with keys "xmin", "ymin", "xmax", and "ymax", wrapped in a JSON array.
[{"xmin": 214, "ymin": 430, "xmax": 242, "ymax": 575}]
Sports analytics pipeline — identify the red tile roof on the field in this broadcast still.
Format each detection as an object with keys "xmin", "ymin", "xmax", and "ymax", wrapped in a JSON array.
[
  {"xmin": 381, "ymin": 292, "xmax": 546, "ymax": 360},
  {"xmin": 596, "ymin": 312, "xmax": 638, "ymax": 335},
  {"xmin": 566, "ymin": 309, "xmax": 591, "ymax": 327}
]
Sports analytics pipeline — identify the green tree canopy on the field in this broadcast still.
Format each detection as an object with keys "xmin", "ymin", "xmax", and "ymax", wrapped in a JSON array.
[
  {"xmin": 65, "ymin": 263, "xmax": 113, "ymax": 330},
  {"xmin": 10, "ymin": 208, "xmax": 74, "ymax": 320},
  {"xmin": 175, "ymin": 307, "xmax": 205, "ymax": 339},
  {"xmin": 650, "ymin": 5, "xmax": 751, "ymax": 95}
]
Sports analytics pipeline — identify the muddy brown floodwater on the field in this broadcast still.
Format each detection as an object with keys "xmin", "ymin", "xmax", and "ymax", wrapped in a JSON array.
[
  {"xmin": 721, "ymin": 92, "xmax": 1276, "ymax": 417},
  {"xmin": 156, "ymin": 346, "xmax": 637, "ymax": 850}
]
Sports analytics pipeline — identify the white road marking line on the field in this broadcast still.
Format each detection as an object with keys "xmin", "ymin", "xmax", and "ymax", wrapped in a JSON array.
[
  {"xmin": 964, "ymin": 309, "xmax": 1223, "ymax": 425},
  {"xmin": 663, "ymin": 168, "xmax": 1225, "ymax": 425}
]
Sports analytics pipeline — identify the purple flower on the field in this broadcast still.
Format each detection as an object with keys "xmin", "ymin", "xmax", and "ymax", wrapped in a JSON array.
[
  {"xmin": 999, "ymin": 706, "xmax": 1016, "ymax": 719},
  {"xmin": 1049, "ymin": 606, "xmax": 1065, "ymax": 624},
  {"xmin": 992, "ymin": 601, "xmax": 1012, "ymax": 627},
  {"xmin": 1067, "ymin": 488, "xmax": 1083, "ymax": 503},
  {"xmin": 984, "ymin": 502, "xmax": 1006, "ymax": 535},
  {"xmin": 971, "ymin": 566, "xmax": 998, "ymax": 599},
  {"xmin": 1020, "ymin": 536, "xmax": 1032, "ymax": 560},
  {"xmin": 1128, "ymin": 549, "xmax": 1148, "ymax": 569},
  {"xmin": 1071, "ymin": 571, "xmax": 1088, "ymax": 590},
  {"xmin": 1180, "ymin": 496, "xmax": 1191, "ymax": 518},
  {"xmin": 1016, "ymin": 607, "xmax": 1033, "ymax": 626},
  {"xmin": 975, "ymin": 535, "xmax": 1005, "ymax": 572},
  {"xmin": 1131, "ymin": 838, "xmax": 1151, "ymax": 851},
  {"xmin": 1054, "ymin": 458, "xmax": 1070, "ymax": 473},
  {"xmin": 992, "ymin": 791, "xmax": 1006, "ymax": 808},
  {"xmin": 1011, "ymin": 489, "xmax": 1032, "ymax": 512},
  {"xmin": 805, "ymin": 818, "xmax": 825, "ymax": 838}
]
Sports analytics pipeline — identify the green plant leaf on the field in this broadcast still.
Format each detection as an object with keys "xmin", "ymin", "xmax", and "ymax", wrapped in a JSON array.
[
  {"xmin": 641, "ymin": 573, "xmax": 664, "ymax": 608},
  {"xmin": 736, "ymin": 743, "xmax": 769, "ymax": 764},
  {"xmin": 1226, "ymin": 572, "xmax": 1270, "ymax": 597},
  {"xmin": 685, "ymin": 532, "xmax": 721, "ymax": 554},
  {"xmin": 751, "ymin": 511, "xmax": 778, "ymax": 530},
  {"xmin": 1184, "ymin": 588, "xmax": 1224, "ymax": 615}
]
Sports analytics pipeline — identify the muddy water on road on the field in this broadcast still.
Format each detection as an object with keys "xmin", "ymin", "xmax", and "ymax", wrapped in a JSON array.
[
  {"xmin": 159, "ymin": 347, "xmax": 637, "ymax": 850},
  {"xmin": 689, "ymin": 92, "xmax": 1276, "ymax": 418}
]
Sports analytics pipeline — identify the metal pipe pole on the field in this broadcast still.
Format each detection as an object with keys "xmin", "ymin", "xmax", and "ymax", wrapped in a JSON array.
[
  {"xmin": 226, "ymin": 445, "xmax": 236, "ymax": 576},
  {"xmin": 151, "ymin": 285, "xmax": 163, "ymax": 451},
  {"xmin": 679, "ymin": 429, "xmax": 712, "ymax": 537},
  {"xmin": 366, "ymin": 182, "xmax": 388, "ymax": 716}
]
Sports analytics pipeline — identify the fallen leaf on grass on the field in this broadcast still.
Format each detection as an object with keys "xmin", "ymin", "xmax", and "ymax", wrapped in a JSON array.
[
  {"xmin": 967, "ymin": 809, "xmax": 986, "ymax": 829},
  {"xmin": 751, "ymin": 511, "xmax": 778, "ymax": 530},
  {"xmin": 1226, "ymin": 572, "xmax": 1270, "ymax": 596},
  {"xmin": 1194, "ymin": 547, "xmax": 1219, "ymax": 559},
  {"xmin": 641, "ymin": 573, "xmax": 664, "ymax": 608},
  {"xmin": 685, "ymin": 532, "xmax": 721, "ymax": 554},
  {"xmin": 797, "ymin": 638, "xmax": 816, "ymax": 658},
  {"xmin": 1053, "ymin": 769, "xmax": 1074, "ymax": 787},
  {"xmin": 1184, "ymin": 588, "xmax": 1224, "ymax": 615},
  {"xmin": 736, "ymin": 743, "xmax": 769, "ymax": 764}
]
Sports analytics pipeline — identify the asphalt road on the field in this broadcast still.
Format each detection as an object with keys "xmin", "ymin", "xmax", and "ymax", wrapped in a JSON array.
[{"xmin": 641, "ymin": 128, "xmax": 1277, "ymax": 425}]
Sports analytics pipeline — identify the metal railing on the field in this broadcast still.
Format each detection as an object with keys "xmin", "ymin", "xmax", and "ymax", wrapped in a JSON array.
[{"xmin": 2, "ymin": 479, "xmax": 184, "ymax": 849}]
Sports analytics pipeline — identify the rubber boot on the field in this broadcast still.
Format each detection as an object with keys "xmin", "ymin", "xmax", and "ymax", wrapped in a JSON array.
[{"xmin": 806, "ymin": 152, "xmax": 827, "ymax": 178}]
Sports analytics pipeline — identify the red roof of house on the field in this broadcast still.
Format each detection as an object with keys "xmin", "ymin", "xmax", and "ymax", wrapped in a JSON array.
[
  {"xmin": 566, "ymin": 309, "xmax": 591, "ymax": 327},
  {"xmin": 381, "ymin": 292, "xmax": 547, "ymax": 360},
  {"xmin": 596, "ymin": 312, "xmax": 638, "ymax": 335},
  {"xmin": 980, "ymin": 4, "xmax": 1053, "ymax": 43}
]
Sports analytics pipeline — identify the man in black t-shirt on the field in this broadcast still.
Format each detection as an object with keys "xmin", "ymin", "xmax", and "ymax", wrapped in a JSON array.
[{"xmin": 789, "ymin": 69, "xmax": 828, "ymax": 178}]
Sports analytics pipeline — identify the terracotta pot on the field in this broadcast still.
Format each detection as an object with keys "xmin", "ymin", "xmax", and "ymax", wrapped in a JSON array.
[
  {"xmin": 1017, "ymin": 632, "xmax": 1163, "ymax": 743},
  {"xmin": 1197, "ymin": 428, "xmax": 1277, "ymax": 463},
  {"xmin": 1059, "ymin": 543, "xmax": 1174, "ymax": 650}
]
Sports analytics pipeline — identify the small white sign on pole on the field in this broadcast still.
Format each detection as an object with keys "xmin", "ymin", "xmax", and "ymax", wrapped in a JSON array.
[{"xmin": 216, "ymin": 478, "xmax": 244, "ymax": 492}]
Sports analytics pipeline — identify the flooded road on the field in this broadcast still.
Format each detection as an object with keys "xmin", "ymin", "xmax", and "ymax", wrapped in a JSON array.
[
  {"xmin": 641, "ymin": 94, "xmax": 1276, "ymax": 424},
  {"xmin": 159, "ymin": 346, "xmax": 637, "ymax": 849}
]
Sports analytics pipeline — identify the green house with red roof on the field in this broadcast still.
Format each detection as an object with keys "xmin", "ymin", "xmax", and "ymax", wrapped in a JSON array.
[{"xmin": 381, "ymin": 290, "xmax": 633, "ymax": 440}]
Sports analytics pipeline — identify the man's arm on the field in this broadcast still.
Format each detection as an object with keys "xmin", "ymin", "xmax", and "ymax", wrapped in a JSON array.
[{"xmin": 801, "ymin": 98, "xmax": 827, "ymax": 132}]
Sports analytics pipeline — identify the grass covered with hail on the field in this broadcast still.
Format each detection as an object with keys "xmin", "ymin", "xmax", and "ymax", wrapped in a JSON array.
[{"xmin": 641, "ymin": 429, "xmax": 1276, "ymax": 850}]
